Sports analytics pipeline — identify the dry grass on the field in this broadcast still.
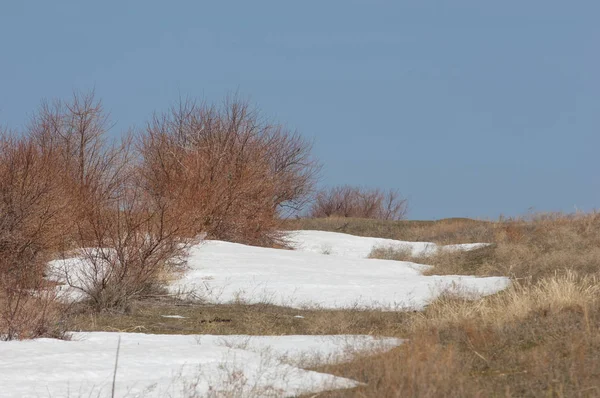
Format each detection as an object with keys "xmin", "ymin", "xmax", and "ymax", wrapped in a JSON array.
[
  {"xmin": 66, "ymin": 300, "xmax": 409, "ymax": 336},
  {"xmin": 63, "ymin": 213, "xmax": 600, "ymax": 397},
  {"xmin": 367, "ymin": 212, "xmax": 600, "ymax": 282},
  {"xmin": 302, "ymin": 213, "xmax": 600, "ymax": 397},
  {"xmin": 284, "ymin": 216, "xmax": 495, "ymax": 245},
  {"xmin": 309, "ymin": 271, "xmax": 600, "ymax": 397}
]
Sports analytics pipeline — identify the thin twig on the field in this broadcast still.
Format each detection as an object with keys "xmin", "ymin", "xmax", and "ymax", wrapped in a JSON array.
[{"xmin": 111, "ymin": 335, "xmax": 121, "ymax": 398}]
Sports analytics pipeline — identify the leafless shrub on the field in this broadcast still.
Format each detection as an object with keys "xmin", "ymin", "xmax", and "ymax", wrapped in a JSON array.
[
  {"xmin": 54, "ymin": 178, "xmax": 195, "ymax": 311},
  {"xmin": 138, "ymin": 97, "xmax": 319, "ymax": 246},
  {"xmin": 0, "ymin": 133, "xmax": 66, "ymax": 339},
  {"xmin": 28, "ymin": 92, "xmax": 196, "ymax": 311},
  {"xmin": 0, "ymin": 287, "xmax": 64, "ymax": 341},
  {"xmin": 4, "ymin": 91, "xmax": 319, "ymax": 315},
  {"xmin": 28, "ymin": 91, "xmax": 128, "ymax": 247},
  {"xmin": 309, "ymin": 186, "xmax": 407, "ymax": 220}
]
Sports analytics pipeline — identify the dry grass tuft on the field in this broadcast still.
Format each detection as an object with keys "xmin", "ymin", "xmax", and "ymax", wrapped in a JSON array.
[
  {"xmin": 412, "ymin": 270, "xmax": 599, "ymax": 331},
  {"xmin": 311, "ymin": 271, "xmax": 600, "ymax": 397}
]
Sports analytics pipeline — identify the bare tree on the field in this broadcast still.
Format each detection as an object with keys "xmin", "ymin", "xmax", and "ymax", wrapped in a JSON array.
[{"xmin": 29, "ymin": 91, "xmax": 111, "ymax": 192}]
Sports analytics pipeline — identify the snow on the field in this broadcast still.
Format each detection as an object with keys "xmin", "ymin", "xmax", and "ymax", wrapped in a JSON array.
[
  {"xmin": 285, "ymin": 230, "xmax": 490, "ymax": 258},
  {"xmin": 11, "ymin": 230, "xmax": 511, "ymax": 396},
  {"xmin": 169, "ymin": 240, "xmax": 508, "ymax": 310},
  {"xmin": 49, "ymin": 230, "xmax": 509, "ymax": 310},
  {"xmin": 0, "ymin": 332, "xmax": 402, "ymax": 398}
]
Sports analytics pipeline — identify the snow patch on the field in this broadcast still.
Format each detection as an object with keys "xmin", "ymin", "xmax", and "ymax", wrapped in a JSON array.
[
  {"xmin": 0, "ymin": 332, "xmax": 402, "ymax": 398},
  {"xmin": 285, "ymin": 230, "xmax": 490, "ymax": 258},
  {"xmin": 47, "ymin": 231, "xmax": 508, "ymax": 310},
  {"xmin": 169, "ymin": 239, "xmax": 508, "ymax": 310}
]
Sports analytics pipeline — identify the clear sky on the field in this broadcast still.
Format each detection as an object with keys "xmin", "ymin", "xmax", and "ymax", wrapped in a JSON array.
[{"xmin": 1, "ymin": 1, "xmax": 598, "ymax": 220}]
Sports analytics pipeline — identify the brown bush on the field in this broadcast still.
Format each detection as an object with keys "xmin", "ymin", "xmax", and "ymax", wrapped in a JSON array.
[
  {"xmin": 138, "ymin": 98, "xmax": 319, "ymax": 246},
  {"xmin": 0, "ymin": 133, "xmax": 66, "ymax": 339},
  {"xmin": 27, "ymin": 91, "xmax": 128, "ymax": 247},
  {"xmin": 3, "ymin": 91, "xmax": 319, "ymax": 316},
  {"xmin": 309, "ymin": 185, "xmax": 407, "ymax": 220},
  {"xmin": 0, "ymin": 287, "xmax": 64, "ymax": 341},
  {"xmin": 52, "ymin": 174, "xmax": 194, "ymax": 311},
  {"xmin": 25, "ymin": 92, "xmax": 193, "ymax": 311}
]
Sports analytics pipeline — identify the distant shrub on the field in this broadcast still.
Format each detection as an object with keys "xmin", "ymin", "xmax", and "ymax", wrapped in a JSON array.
[{"xmin": 309, "ymin": 186, "xmax": 407, "ymax": 221}]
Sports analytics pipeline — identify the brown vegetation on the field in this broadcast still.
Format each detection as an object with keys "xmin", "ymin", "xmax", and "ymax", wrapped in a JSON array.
[
  {"xmin": 5, "ymin": 90, "xmax": 599, "ymax": 396},
  {"xmin": 311, "ymin": 213, "xmax": 600, "ymax": 397},
  {"xmin": 139, "ymin": 97, "xmax": 320, "ymax": 246},
  {"xmin": 366, "ymin": 212, "xmax": 600, "ymax": 281},
  {"xmin": 65, "ymin": 212, "xmax": 600, "ymax": 396},
  {"xmin": 285, "ymin": 216, "xmax": 491, "ymax": 244},
  {"xmin": 0, "ymin": 133, "xmax": 67, "ymax": 340},
  {"xmin": 309, "ymin": 186, "xmax": 407, "ymax": 221},
  {"xmin": 1, "ymin": 91, "xmax": 320, "ymax": 337},
  {"xmin": 311, "ymin": 271, "xmax": 600, "ymax": 397},
  {"xmin": 24, "ymin": 92, "xmax": 189, "ymax": 312}
]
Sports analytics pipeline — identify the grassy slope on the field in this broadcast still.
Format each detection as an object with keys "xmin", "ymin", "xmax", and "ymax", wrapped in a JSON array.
[
  {"xmin": 282, "ymin": 217, "xmax": 494, "ymax": 245},
  {"xmin": 70, "ymin": 214, "xmax": 600, "ymax": 397},
  {"xmin": 304, "ymin": 214, "xmax": 600, "ymax": 397}
]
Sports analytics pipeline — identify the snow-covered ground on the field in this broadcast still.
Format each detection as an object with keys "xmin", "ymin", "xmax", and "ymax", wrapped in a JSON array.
[
  {"xmin": 50, "ymin": 230, "xmax": 509, "ymax": 310},
  {"xmin": 6, "ymin": 230, "xmax": 511, "ymax": 397},
  {"xmin": 0, "ymin": 332, "xmax": 402, "ymax": 398},
  {"xmin": 286, "ymin": 230, "xmax": 490, "ymax": 258},
  {"xmin": 168, "ymin": 231, "xmax": 508, "ymax": 310}
]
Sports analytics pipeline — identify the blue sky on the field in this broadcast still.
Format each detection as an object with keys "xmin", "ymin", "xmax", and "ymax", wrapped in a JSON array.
[{"xmin": 1, "ymin": 1, "xmax": 598, "ymax": 219}]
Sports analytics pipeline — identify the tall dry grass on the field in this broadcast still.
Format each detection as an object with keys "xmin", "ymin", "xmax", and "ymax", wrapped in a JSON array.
[
  {"xmin": 302, "ymin": 213, "xmax": 600, "ymax": 397},
  {"xmin": 285, "ymin": 216, "xmax": 494, "ymax": 244},
  {"xmin": 367, "ymin": 212, "xmax": 600, "ymax": 282},
  {"xmin": 311, "ymin": 270, "xmax": 600, "ymax": 397}
]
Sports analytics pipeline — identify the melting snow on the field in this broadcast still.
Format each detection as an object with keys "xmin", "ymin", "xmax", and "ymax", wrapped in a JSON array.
[
  {"xmin": 286, "ymin": 230, "xmax": 490, "ymax": 258},
  {"xmin": 50, "ymin": 231, "xmax": 509, "ymax": 310},
  {"xmin": 170, "ymin": 235, "xmax": 508, "ymax": 310},
  {"xmin": 8, "ymin": 230, "xmax": 512, "ymax": 396},
  {"xmin": 0, "ymin": 332, "xmax": 402, "ymax": 398}
]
